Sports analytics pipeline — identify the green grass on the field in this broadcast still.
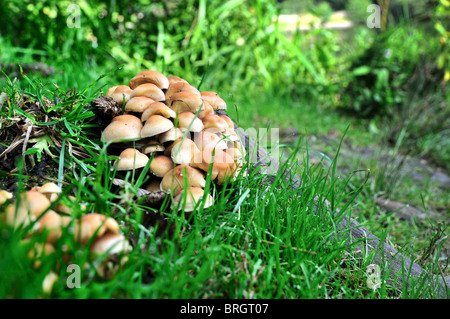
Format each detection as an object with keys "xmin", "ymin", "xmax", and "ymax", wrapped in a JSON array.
[{"xmin": 1, "ymin": 65, "xmax": 448, "ymax": 299}]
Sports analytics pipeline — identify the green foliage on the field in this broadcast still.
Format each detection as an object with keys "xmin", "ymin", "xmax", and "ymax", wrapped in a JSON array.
[
  {"xmin": 0, "ymin": 0, "xmax": 336, "ymax": 98},
  {"xmin": 339, "ymin": 24, "xmax": 442, "ymax": 118},
  {"xmin": 434, "ymin": 0, "xmax": 450, "ymax": 82}
]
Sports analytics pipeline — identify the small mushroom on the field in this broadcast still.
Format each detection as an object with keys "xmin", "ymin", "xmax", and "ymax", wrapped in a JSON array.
[
  {"xmin": 129, "ymin": 83, "xmax": 165, "ymax": 101},
  {"xmin": 165, "ymin": 81, "xmax": 200, "ymax": 100},
  {"xmin": 74, "ymin": 213, "xmax": 120, "ymax": 245},
  {"xmin": 167, "ymin": 76, "xmax": 189, "ymax": 86},
  {"xmin": 5, "ymin": 191, "xmax": 51, "ymax": 228},
  {"xmin": 158, "ymin": 127, "xmax": 186, "ymax": 144},
  {"xmin": 109, "ymin": 85, "xmax": 132, "ymax": 106},
  {"xmin": 200, "ymin": 91, "xmax": 226, "ymax": 110},
  {"xmin": 170, "ymin": 137, "xmax": 201, "ymax": 166},
  {"xmin": 149, "ymin": 155, "xmax": 174, "ymax": 178},
  {"xmin": 140, "ymin": 139, "xmax": 165, "ymax": 154},
  {"xmin": 38, "ymin": 182, "xmax": 62, "ymax": 202},
  {"xmin": 175, "ymin": 112, "xmax": 204, "ymax": 132},
  {"xmin": 171, "ymin": 186, "xmax": 213, "ymax": 212},
  {"xmin": 34, "ymin": 210, "xmax": 64, "ymax": 244},
  {"xmin": 197, "ymin": 100, "xmax": 215, "ymax": 120},
  {"xmin": 167, "ymin": 91, "xmax": 205, "ymax": 113},
  {"xmin": 125, "ymin": 96, "xmax": 156, "ymax": 113},
  {"xmin": 42, "ymin": 271, "xmax": 59, "ymax": 295},
  {"xmin": 141, "ymin": 102, "xmax": 176, "ymax": 121},
  {"xmin": 160, "ymin": 165, "xmax": 206, "ymax": 194},
  {"xmin": 89, "ymin": 233, "xmax": 131, "ymax": 278},
  {"xmin": 145, "ymin": 179, "xmax": 163, "ymax": 193},
  {"xmin": 128, "ymin": 70, "xmax": 169, "ymax": 90},
  {"xmin": 0, "ymin": 190, "xmax": 13, "ymax": 205},
  {"xmin": 194, "ymin": 130, "xmax": 228, "ymax": 151},
  {"xmin": 141, "ymin": 115, "xmax": 174, "ymax": 138},
  {"xmin": 115, "ymin": 148, "xmax": 149, "ymax": 171},
  {"xmin": 195, "ymin": 148, "xmax": 234, "ymax": 180},
  {"xmin": 202, "ymin": 114, "xmax": 229, "ymax": 133},
  {"xmin": 102, "ymin": 114, "xmax": 143, "ymax": 143}
]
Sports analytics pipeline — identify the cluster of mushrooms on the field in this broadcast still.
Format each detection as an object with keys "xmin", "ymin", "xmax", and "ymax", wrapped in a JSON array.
[
  {"xmin": 103, "ymin": 70, "xmax": 246, "ymax": 212},
  {"xmin": 0, "ymin": 184, "xmax": 131, "ymax": 294}
]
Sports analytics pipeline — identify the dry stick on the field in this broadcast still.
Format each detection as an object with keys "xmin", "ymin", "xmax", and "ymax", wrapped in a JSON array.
[{"xmin": 229, "ymin": 120, "xmax": 450, "ymax": 299}]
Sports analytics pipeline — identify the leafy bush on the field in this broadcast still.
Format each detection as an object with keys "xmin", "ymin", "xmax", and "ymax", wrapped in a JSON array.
[
  {"xmin": 338, "ymin": 23, "xmax": 442, "ymax": 118},
  {"xmin": 0, "ymin": 0, "xmax": 338, "ymax": 98}
]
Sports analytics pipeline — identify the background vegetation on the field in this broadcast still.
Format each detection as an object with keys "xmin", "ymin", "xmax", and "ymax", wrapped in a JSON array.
[{"xmin": 0, "ymin": 0, "xmax": 448, "ymax": 299}]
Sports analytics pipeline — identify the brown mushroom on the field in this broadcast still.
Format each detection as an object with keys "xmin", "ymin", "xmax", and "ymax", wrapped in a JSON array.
[
  {"xmin": 102, "ymin": 114, "xmax": 143, "ymax": 143},
  {"xmin": 141, "ymin": 115, "xmax": 174, "ymax": 138},
  {"xmin": 125, "ymin": 96, "xmax": 156, "ymax": 113},
  {"xmin": 38, "ymin": 182, "xmax": 62, "ymax": 202},
  {"xmin": 149, "ymin": 155, "xmax": 174, "ymax": 178},
  {"xmin": 5, "ymin": 191, "xmax": 51, "ymax": 228},
  {"xmin": 165, "ymin": 81, "xmax": 200, "ymax": 100},
  {"xmin": 128, "ymin": 70, "xmax": 169, "ymax": 90},
  {"xmin": 175, "ymin": 112, "xmax": 204, "ymax": 132},
  {"xmin": 171, "ymin": 186, "xmax": 213, "ymax": 212},
  {"xmin": 160, "ymin": 165, "xmax": 206, "ymax": 194},
  {"xmin": 202, "ymin": 114, "xmax": 229, "ymax": 133},
  {"xmin": 110, "ymin": 85, "xmax": 132, "ymax": 106},
  {"xmin": 140, "ymin": 102, "xmax": 176, "ymax": 121},
  {"xmin": 74, "ymin": 213, "xmax": 120, "ymax": 245},
  {"xmin": 170, "ymin": 137, "xmax": 201, "ymax": 166},
  {"xmin": 130, "ymin": 83, "xmax": 165, "ymax": 101},
  {"xmin": 115, "ymin": 148, "xmax": 149, "ymax": 171},
  {"xmin": 167, "ymin": 91, "xmax": 205, "ymax": 114},
  {"xmin": 200, "ymin": 91, "xmax": 226, "ymax": 110}
]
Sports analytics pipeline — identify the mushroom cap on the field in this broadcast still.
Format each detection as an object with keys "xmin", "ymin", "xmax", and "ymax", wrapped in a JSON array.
[
  {"xmin": 202, "ymin": 114, "xmax": 229, "ymax": 133},
  {"xmin": 167, "ymin": 76, "xmax": 189, "ymax": 86},
  {"xmin": 5, "ymin": 191, "xmax": 51, "ymax": 228},
  {"xmin": 165, "ymin": 81, "xmax": 200, "ymax": 101},
  {"xmin": 34, "ymin": 210, "xmax": 64, "ymax": 244},
  {"xmin": 170, "ymin": 137, "xmax": 201, "ymax": 166},
  {"xmin": 102, "ymin": 114, "xmax": 143, "ymax": 143},
  {"xmin": 140, "ymin": 139, "xmax": 165, "ymax": 154},
  {"xmin": 115, "ymin": 148, "xmax": 149, "ymax": 171},
  {"xmin": 130, "ymin": 83, "xmax": 165, "ymax": 101},
  {"xmin": 53, "ymin": 195, "xmax": 87, "ymax": 216},
  {"xmin": 145, "ymin": 179, "xmax": 163, "ymax": 193},
  {"xmin": 195, "ymin": 148, "xmax": 234, "ymax": 179},
  {"xmin": 90, "ymin": 233, "xmax": 131, "ymax": 255},
  {"xmin": 193, "ymin": 130, "xmax": 228, "ymax": 151},
  {"xmin": 201, "ymin": 91, "xmax": 226, "ymax": 110},
  {"xmin": 158, "ymin": 127, "xmax": 186, "ymax": 144},
  {"xmin": 218, "ymin": 114, "xmax": 235, "ymax": 129},
  {"xmin": 110, "ymin": 85, "xmax": 132, "ymax": 105},
  {"xmin": 38, "ymin": 182, "xmax": 62, "ymax": 202},
  {"xmin": 129, "ymin": 70, "xmax": 169, "ymax": 90},
  {"xmin": 0, "ymin": 190, "xmax": 13, "ymax": 205},
  {"xmin": 167, "ymin": 91, "xmax": 205, "ymax": 113},
  {"xmin": 161, "ymin": 165, "xmax": 206, "ymax": 194},
  {"xmin": 141, "ymin": 102, "xmax": 176, "ymax": 121},
  {"xmin": 105, "ymin": 85, "xmax": 118, "ymax": 97},
  {"xmin": 197, "ymin": 100, "xmax": 215, "ymax": 120},
  {"xmin": 74, "ymin": 213, "xmax": 120, "ymax": 245},
  {"xmin": 149, "ymin": 155, "xmax": 174, "ymax": 178},
  {"xmin": 141, "ymin": 115, "xmax": 174, "ymax": 138},
  {"xmin": 175, "ymin": 112, "xmax": 204, "ymax": 132},
  {"xmin": 171, "ymin": 186, "xmax": 213, "ymax": 212},
  {"xmin": 125, "ymin": 96, "xmax": 156, "ymax": 113}
]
